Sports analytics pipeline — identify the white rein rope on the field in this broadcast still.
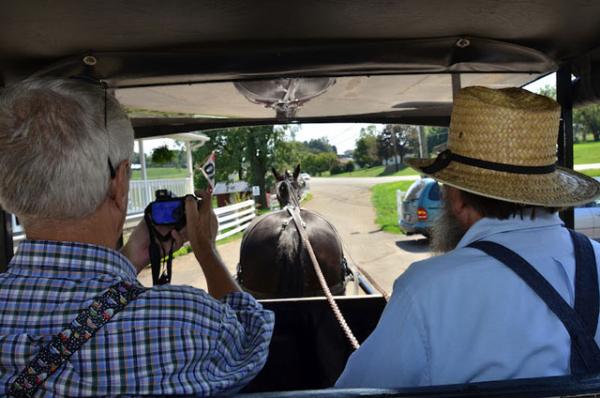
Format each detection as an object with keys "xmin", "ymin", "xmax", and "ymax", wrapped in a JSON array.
[{"xmin": 286, "ymin": 205, "xmax": 360, "ymax": 350}]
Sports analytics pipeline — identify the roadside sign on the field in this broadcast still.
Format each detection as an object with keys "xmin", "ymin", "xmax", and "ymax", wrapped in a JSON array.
[{"xmin": 252, "ymin": 186, "xmax": 260, "ymax": 196}]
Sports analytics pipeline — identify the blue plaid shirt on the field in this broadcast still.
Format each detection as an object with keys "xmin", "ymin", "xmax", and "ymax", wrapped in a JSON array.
[{"xmin": 0, "ymin": 240, "xmax": 274, "ymax": 397}]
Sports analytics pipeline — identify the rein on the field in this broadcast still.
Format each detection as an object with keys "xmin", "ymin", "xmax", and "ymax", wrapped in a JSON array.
[{"xmin": 286, "ymin": 204, "xmax": 360, "ymax": 350}]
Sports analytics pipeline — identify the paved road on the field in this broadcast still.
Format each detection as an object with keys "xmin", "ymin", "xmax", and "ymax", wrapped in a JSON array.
[
  {"xmin": 139, "ymin": 176, "xmax": 432, "ymax": 296},
  {"xmin": 302, "ymin": 177, "xmax": 431, "ymax": 295}
]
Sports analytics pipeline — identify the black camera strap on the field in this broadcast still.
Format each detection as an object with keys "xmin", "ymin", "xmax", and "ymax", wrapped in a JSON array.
[{"xmin": 144, "ymin": 207, "xmax": 175, "ymax": 285}]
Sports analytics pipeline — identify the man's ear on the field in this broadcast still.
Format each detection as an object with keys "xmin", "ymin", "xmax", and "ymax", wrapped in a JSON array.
[
  {"xmin": 447, "ymin": 186, "xmax": 482, "ymax": 229},
  {"xmin": 108, "ymin": 159, "xmax": 130, "ymax": 212}
]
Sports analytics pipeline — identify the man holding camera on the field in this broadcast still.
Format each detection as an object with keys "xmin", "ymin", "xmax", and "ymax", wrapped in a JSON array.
[{"xmin": 0, "ymin": 79, "xmax": 274, "ymax": 396}]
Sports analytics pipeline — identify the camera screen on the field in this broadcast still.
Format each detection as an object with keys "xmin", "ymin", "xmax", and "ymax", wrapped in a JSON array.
[{"xmin": 151, "ymin": 200, "xmax": 183, "ymax": 225}]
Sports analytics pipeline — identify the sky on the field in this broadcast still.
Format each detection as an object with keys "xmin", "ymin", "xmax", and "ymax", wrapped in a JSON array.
[{"xmin": 137, "ymin": 73, "xmax": 557, "ymax": 156}]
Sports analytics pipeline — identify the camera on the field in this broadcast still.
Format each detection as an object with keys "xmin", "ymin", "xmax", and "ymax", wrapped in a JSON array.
[{"xmin": 148, "ymin": 189, "xmax": 194, "ymax": 230}]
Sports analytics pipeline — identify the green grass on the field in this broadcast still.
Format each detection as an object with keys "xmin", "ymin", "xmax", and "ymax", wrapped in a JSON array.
[
  {"xmin": 581, "ymin": 169, "xmax": 600, "ymax": 177},
  {"xmin": 574, "ymin": 141, "xmax": 600, "ymax": 165},
  {"xmin": 329, "ymin": 165, "xmax": 419, "ymax": 178},
  {"xmin": 131, "ymin": 168, "xmax": 188, "ymax": 180},
  {"xmin": 371, "ymin": 180, "xmax": 415, "ymax": 234}
]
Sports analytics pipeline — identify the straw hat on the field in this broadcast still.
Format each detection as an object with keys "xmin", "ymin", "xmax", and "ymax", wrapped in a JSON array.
[{"xmin": 407, "ymin": 86, "xmax": 600, "ymax": 207}]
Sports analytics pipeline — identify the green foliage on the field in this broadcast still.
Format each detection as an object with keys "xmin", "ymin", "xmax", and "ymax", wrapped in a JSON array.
[
  {"xmin": 151, "ymin": 145, "xmax": 175, "ymax": 164},
  {"xmin": 537, "ymin": 84, "xmax": 600, "ymax": 142},
  {"xmin": 354, "ymin": 126, "xmax": 380, "ymax": 168},
  {"xmin": 192, "ymin": 126, "xmax": 284, "ymax": 207},
  {"xmin": 329, "ymin": 163, "xmax": 345, "ymax": 175},
  {"xmin": 305, "ymin": 137, "xmax": 336, "ymax": 153},
  {"xmin": 425, "ymin": 126, "xmax": 448, "ymax": 154},
  {"xmin": 377, "ymin": 124, "xmax": 418, "ymax": 167},
  {"xmin": 371, "ymin": 180, "xmax": 415, "ymax": 234},
  {"xmin": 344, "ymin": 161, "xmax": 355, "ymax": 173},
  {"xmin": 302, "ymin": 152, "xmax": 338, "ymax": 175}
]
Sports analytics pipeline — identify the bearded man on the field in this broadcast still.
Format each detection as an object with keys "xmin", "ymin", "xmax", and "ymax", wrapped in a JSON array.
[{"xmin": 336, "ymin": 86, "xmax": 600, "ymax": 388}]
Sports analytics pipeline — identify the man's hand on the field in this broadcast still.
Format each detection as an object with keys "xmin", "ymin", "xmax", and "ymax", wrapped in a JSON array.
[
  {"xmin": 185, "ymin": 190, "xmax": 241, "ymax": 298},
  {"xmin": 185, "ymin": 191, "xmax": 219, "ymax": 259},
  {"xmin": 121, "ymin": 220, "xmax": 186, "ymax": 274}
]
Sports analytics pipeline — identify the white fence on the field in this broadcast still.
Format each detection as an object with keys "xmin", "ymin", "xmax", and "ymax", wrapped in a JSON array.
[
  {"xmin": 214, "ymin": 200, "xmax": 256, "ymax": 241},
  {"xmin": 128, "ymin": 178, "xmax": 191, "ymax": 214}
]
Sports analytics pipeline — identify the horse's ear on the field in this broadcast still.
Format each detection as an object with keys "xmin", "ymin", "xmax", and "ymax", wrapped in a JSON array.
[
  {"xmin": 272, "ymin": 167, "xmax": 283, "ymax": 181},
  {"xmin": 293, "ymin": 164, "xmax": 301, "ymax": 180}
]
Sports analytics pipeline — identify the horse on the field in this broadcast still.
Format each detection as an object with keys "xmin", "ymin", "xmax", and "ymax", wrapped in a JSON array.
[{"xmin": 237, "ymin": 165, "xmax": 349, "ymax": 299}]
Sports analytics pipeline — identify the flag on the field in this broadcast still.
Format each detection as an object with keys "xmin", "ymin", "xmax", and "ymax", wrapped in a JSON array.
[{"xmin": 198, "ymin": 151, "xmax": 216, "ymax": 189}]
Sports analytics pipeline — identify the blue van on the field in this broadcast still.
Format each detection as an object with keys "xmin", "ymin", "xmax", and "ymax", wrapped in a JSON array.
[{"xmin": 399, "ymin": 178, "xmax": 442, "ymax": 238}]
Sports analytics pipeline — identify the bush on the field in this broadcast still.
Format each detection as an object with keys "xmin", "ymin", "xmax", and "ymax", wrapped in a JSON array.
[
  {"xmin": 330, "ymin": 163, "xmax": 345, "ymax": 175},
  {"xmin": 344, "ymin": 161, "xmax": 355, "ymax": 173}
]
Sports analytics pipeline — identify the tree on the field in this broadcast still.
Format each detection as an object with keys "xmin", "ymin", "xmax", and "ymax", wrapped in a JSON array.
[
  {"xmin": 377, "ymin": 124, "xmax": 418, "ymax": 169},
  {"xmin": 192, "ymin": 126, "xmax": 284, "ymax": 208},
  {"xmin": 304, "ymin": 137, "xmax": 336, "ymax": 153},
  {"xmin": 151, "ymin": 145, "xmax": 175, "ymax": 165},
  {"xmin": 425, "ymin": 126, "xmax": 449, "ymax": 154},
  {"xmin": 353, "ymin": 126, "xmax": 380, "ymax": 168},
  {"xmin": 536, "ymin": 84, "xmax": 600, "ymax": 142}
]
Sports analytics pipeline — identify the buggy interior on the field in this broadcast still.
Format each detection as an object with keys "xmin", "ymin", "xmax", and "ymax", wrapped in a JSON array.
[{"xmin": 2, "ymin": 1, "xmax": 600, "ymax": 396}]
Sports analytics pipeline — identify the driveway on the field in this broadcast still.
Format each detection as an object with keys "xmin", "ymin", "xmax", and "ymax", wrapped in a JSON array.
[{"xmin": 139, "ymin": 176, "xmax": 432, "ymax": 296}]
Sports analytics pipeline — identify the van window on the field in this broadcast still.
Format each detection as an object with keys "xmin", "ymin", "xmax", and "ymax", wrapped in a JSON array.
[
  {"xmin": 405, "ymin": 180, "xmax": 427, "ymax": 201},
  {"xmin": 428, "ymin": 182, "xmax": 441, "ymax": 201}
]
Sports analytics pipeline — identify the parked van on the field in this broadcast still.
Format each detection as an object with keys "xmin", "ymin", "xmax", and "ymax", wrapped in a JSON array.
[{"xmin": 399, "ymin": 178, "xmax": 442, "ymax": 238}]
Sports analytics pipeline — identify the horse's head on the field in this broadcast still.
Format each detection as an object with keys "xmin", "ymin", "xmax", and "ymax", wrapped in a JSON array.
[{"xmin": 273, "ymin": 164, "xmax": 302, "ymax": 208}]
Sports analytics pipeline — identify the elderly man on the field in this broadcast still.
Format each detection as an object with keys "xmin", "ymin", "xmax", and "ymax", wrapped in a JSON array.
[
  {"xmin": 0, "ymin": 79, "xmax": 274, "ymax": 396},
  {"xmin": 336, "ymin": 86, "xmax": 600, "ymax": 388}
]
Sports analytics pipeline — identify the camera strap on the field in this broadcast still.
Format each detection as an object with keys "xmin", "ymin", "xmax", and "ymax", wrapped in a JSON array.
[{"xmin": 144, "ymin": 208, "xmax": 175, "ymax": 286}]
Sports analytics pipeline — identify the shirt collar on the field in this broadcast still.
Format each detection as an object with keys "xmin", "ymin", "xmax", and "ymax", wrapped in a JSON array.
[
  {"xmin": 456, "ymin": 211, "xmax": 564, "ymax": 249},
  {"xmin": 8, "ymin": 240, "xmax": 137, "ymax": 282}
]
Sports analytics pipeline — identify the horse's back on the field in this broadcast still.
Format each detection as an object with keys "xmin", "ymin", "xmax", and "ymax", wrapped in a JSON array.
[{"xmin": 239, "ymin": 209, "xmax": 346, "ymax": 298}]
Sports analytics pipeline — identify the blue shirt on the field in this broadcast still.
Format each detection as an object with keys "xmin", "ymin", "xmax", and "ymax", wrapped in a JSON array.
[
  {"xmin": 0, "ymin": 240, "xmax": 274, "ymax": 397},
  {"xmin": 336, "ymin": 213, "xmax": 600, "ymax": 388}
]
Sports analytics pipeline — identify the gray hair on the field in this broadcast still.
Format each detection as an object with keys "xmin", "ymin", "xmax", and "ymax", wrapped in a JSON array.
[{"xmin": 0, "ymin": 78, "xmax": 134, "ymax": 220}]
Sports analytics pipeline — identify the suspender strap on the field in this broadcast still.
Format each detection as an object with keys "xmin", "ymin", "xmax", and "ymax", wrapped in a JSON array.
[
  {"xmin": 8, "ymin": 281, "xmax": 146, "ymax": 398},
  {"xmin": 468, "ymin": 237, "xmax": 600, "ymax": 374},
  {"xmin": 569, "ymin": 229, "xmax": 600, "ymax": 373}
]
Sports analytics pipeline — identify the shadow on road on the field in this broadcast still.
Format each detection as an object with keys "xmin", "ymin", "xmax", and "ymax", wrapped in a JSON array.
[{"xmin": 395, "ymin": 238, "xmax": 430, "ymax": 253}]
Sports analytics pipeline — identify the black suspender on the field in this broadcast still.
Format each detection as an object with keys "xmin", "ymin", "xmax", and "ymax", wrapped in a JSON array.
[{"xmin": 468, "ymin": 230, "xmax": 600, "ymax": 375}]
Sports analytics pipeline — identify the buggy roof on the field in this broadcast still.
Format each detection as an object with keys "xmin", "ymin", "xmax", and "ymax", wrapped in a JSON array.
[{"xmin": 2, "ymin": 1, "xmax": 600, "ymax": 136}]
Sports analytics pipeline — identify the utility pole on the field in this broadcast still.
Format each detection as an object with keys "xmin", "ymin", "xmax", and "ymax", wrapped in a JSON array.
[
  {"xmin": 390, "ymin": 126, "xmax": 400, "ymax": 172},
  {"xmin": 417, "ymin": 125, "xmax": 428, "ymax": 158}
]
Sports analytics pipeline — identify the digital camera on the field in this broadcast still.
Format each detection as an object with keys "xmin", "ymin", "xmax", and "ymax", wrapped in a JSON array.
[{"xmin": 148, "ymin": 189, "xmax": 192, "ymax": 229}]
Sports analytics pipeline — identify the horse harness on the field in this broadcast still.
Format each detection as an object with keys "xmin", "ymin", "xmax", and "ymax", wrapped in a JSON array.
[
  {"xmin": 237, "ymin": 208, "xmax": 350, "ymax": 297},
  {"xmin": 468, "ymin": 229, "xmax": 600, "ymax": 374}
]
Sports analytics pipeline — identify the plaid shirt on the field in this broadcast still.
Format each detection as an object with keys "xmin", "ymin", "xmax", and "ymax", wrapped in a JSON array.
[{"xmin": 0, "ymin": 240, "xmax": 274, "ymax": 397}]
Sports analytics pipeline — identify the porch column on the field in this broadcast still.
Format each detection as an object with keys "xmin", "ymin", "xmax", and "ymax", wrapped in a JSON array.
[
  {"xmin": 186, "ymin": 141, "xmax": 194, "ymax": 193},
  {"xmin": 139, "ymin": 139, "xmax": 151, "ymax": 204}
]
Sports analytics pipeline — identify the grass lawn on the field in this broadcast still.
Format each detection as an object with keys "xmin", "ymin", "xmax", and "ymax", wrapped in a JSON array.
[
  {"xmin": 131, "ymin": 168, "xmax": 188, "ymax": 180},
  {"xmin": 574, "ymin": 141, "xmax": 600, "ymax": 165},
  {"xmin": 581, "ymin": 169, "xmax": 600, "ymax": 177},
  {"xmin": 329, "ymin": 165, "xmax": 419, "ymax": 178},
  {"xmin": 371, "ymin": 180, "xmax": 415, "ymax": 234}
]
